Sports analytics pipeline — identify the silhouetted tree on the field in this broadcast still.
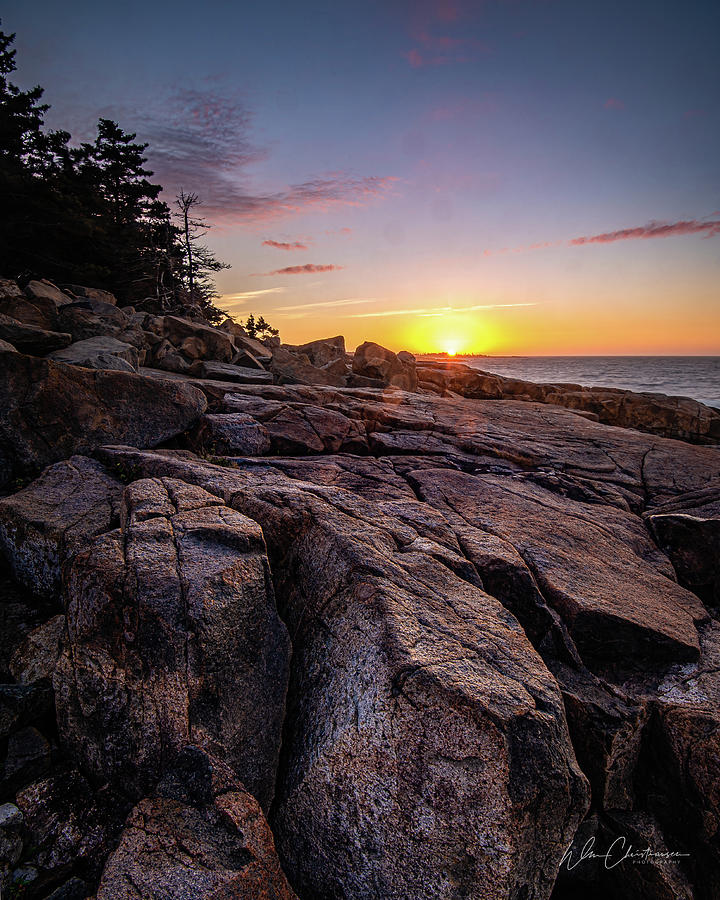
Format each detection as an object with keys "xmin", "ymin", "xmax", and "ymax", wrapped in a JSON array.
[
  {"xmin": 174, "ymin": 190, "xmax": 229, "ymax": 322},
  {"xmin": 243, "ymin": 313, "xmax": 279, "ymax": 339},
  {"xmin": 0, "ymin": 23, "xmax": 231, "ymax": 314},
  {"xmin": 255, "ymin": 315, "xmax": 279, "ymax": 339}
]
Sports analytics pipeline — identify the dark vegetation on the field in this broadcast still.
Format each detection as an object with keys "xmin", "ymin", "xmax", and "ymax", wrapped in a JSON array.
[
  {"xmin": 0, "ymin": 25, "xmax": 228, "ymax": 320},
  {"xmin": 242, "ymin": 313, "xmax": 280, "ymax": 339}
]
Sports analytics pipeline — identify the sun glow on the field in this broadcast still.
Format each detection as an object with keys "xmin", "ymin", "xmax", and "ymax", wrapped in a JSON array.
[{"xmin": 398, "ymin": 311, "xmax": 504, "ymax": 355}]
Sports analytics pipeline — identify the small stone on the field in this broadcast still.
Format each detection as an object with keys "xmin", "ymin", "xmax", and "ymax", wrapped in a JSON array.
[
  {"xmin": 0, "ymin": 803, "xmax": 23, "ymax": 829},
  {"xmin": 12, "ymin": 865, "xmax": 39, "ymax": 887}
]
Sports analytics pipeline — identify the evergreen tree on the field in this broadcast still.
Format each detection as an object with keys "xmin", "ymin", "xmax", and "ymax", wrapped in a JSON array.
[
  {"xmin": 0, "ymin": 28, "xmax": 48, "ymax": 166},
  {"xmin": 255, "ymin": 316, "xmax": 279, "ymax": 339},
  {"xmin": 243, "ymin": 313, "xmax": 279, "ymax": 339},
  {"xmin": 0, "ymin": 23, "xmax": 230, "ymax": 314},
  {"xmin": 0, "ymin": 26, "xmax": 74, "ymax": 277}
]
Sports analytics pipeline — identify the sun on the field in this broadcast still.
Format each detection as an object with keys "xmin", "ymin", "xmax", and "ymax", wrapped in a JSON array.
[{"xmin": 445, "ymin": 346, "xmax": 458, "ymax": 356}]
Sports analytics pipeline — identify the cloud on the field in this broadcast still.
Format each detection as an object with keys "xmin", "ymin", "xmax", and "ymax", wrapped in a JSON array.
[
  {"xmin": 274, "ymin": 297, "xmax": 375, "ymax": 311},
  {"xmin": 126, "ymin": 87, "xmax": 397, "ymax": 224},
  {"xmin": 221, "ymin": 287, "xmax": 286, "ymax": 300},
  {"xmin": 403, "ymin": 2, "xmax": 488, "ymax": 67},
  {"xmin": 604, "ymin": 98, "xmax": 625, "ymax": 110},
  {"xmin": 350, "ymin": 302, "xmax": 536, "ymax": 318},
  {"xmin": 254, "ymin": 264, "xmax": 344, "ymax": 276},
  {"xmin": 262, "ymin": 239, "xmax": 309, "ymax": 250},
  {"xmin": 569, "ymin": 219, "xmax": 720, "ymax": 246},
  {"xmin": 404, "ymin": 49, "xmax": 427, "ymax": 67}
]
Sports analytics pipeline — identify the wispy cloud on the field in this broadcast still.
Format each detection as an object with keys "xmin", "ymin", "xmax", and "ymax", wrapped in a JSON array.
[
  {"xmin": 403, "ymin": 1, "xmax": 489, "ymax": 67},
  {"xmin": 481, "ymin": 217, "xmax": 720, "ymax": 258},
  {"xmin": 253, "ymin": 263, "xmax": 344, "ymax": 276},
  {"xmin": 274, "ymin": 297, "xmax": 375, "ymax": 311},
  {"xmin": 127, "ymin": 87, "xmax": 397, "ymax": 224},
  {"xmin": 570, "ymin": 218, "xmax": 720, "ymax": 246},
  {"xmin": 350, "ymin": 302, "xmax": 536, "ymax": 318},
  {"xmin": 603, "ymin": 97, "xmax": 625, "ymax": 110},
  {"xmin": 220, "ymin": 287, "xmax": 286, "ymax": 300},
  {"xmin": 262, "ymin": 239, "xmax": 309, "ymax": 250}
]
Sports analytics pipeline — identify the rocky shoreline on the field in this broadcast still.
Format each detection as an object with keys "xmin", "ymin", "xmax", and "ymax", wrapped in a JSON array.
[{"xmin": 1, "ymin": 278, "xmax": 719, "ymax": 899}]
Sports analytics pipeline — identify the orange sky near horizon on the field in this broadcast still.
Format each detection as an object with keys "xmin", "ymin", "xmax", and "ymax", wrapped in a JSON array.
[{"xmin": 218, "ymin": 249, "xmax": 720, "ymax": 356}]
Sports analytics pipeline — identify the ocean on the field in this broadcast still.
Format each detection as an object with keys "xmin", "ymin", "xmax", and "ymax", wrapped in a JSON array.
[{"xmin": 427, "ymin": 356, "xmax": 720, "ymax": 410}]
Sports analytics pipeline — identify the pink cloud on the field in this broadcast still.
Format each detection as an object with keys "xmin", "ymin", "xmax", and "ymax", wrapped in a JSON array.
[
  {"xmin": 121, "ymin": 88, "xmax": 397, "ymax": 225},
  {"xmin": 569, "ymin": 219, "xmax": 720, "ymax": 246},
  {"xmin": 604, "ymin": 97, "xmax": 625, "ymax": 110},
  {"xmin": 254, "ymin": 264, "xmax": 344, "ymax": 276},
  {"xmin": 403, "ymin": 2, "xmax": 487, "ymax": 67},
  {"xmin": 262, "ymin": 239, "xmax": 309, "ymax": 250},
  {"xmin": 405, "ymin": 49, "xmax": 426, "ymax": 67}
]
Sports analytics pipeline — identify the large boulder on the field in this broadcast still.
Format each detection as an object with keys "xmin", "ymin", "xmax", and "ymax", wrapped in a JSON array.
[
  {"xmin": 0, "ymin": 352, "xmax": 207, "ymax": 489},
  {"xmin": 62, "ymin": 285, "xmax": 117, "ymax": 306},
  {"xmin": 0, "ymin": 456, "xmax": 122, "ymax": 599},
  {"xmin": 292, "ymin": 335, "xmax": 346, "ymax": 367},
  {"xmin": 56, "ymin": 300, "xmax": 145, "ymax": 348},
  {"xmin": 219, "ymin": 319, "xmax": 272, "ymax": 362},
  {"xmin": 409, "ymin": 468, "xmax": 706, "ymax": 667},
  {"xmin": 220, "ymin": 394, "xmax": 368, "ymax": 454},
  {"xmin": 48, "ymin": 336, "xmax": 140, "ymax": 372},
  {"xmin": 54, "ymin": 477, "xmax": 290, "ymax": 809},
  {"xmin": 147, "ymin": 338, "xmax": 192, "ymax": 373},
  {"xmin": 269, "ymin": 346, "xmax": 347, "ymax": 386},
  {"xmin": 156, "ymin": 316, "xmax": 235, "ymax": 363},
  {"xmin": 352, "ymin": 341, "xmax": 418, "ymax": 391},
  {"xmin": 95, "ymin": 446, "xmax": 590, "ymax": 900},
  {"xmin": 0, "ymin": 279, "xmax": 63, "ymax": 331},
  {"xmin": 191, "ymin": 413, "xmax": 272, "ymax": 456},
  {"xmin": 24, "ymin": 280, "xmax": 73, "ymax": 307},
  {"xmin": 96, "ymin": 747, "xmax": 297, "ymax": 900},
  {"xmin": 188, "ymin": 360, "xmax": 273, "ymax": 384},
  {"xmin": 94, "ymin": 379, "xmax": 720, "ymax": 900},
  {"xmin": 0, "ymin": 314, "xmax": 72, "ymax": 355}
]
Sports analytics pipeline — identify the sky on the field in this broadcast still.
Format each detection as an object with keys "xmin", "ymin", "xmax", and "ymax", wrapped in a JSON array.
[{"xmin": 4, "ymin": 0, "xmax": 719, "ymax": 354}]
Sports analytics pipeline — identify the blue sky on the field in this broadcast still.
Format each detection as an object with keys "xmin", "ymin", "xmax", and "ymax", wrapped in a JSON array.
[{"xmin": 4, "ymin": 0, "xmax": 719, "ymax": 352}]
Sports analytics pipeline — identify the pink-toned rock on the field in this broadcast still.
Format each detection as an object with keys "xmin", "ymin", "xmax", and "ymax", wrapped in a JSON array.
[
  {"xmin": 352, "ymin": 341, "xmax": 418, "ymax": 391},
  {"xmin": 54, "ymin": 478, "xmax": 290, "ymax": 810},
  {"xmin": 96, "ymin": 748, "xmax": 297, "ymax": 900}
]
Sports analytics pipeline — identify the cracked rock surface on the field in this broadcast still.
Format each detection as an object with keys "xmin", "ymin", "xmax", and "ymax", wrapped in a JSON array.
[
  {"xmin": 95, "ymin": 383, "xmax": 719, "ymax": 899},
  {"xmin": 96, "ymin": 747, "xmax": 297, "ymax": 900},
  {"xmin": 2, "ymin": 375, "xmax": 719, "ymax": 899},
  {"xmin": 54, "ymin": 476, "xmax": 290, "ymax": 811}
]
